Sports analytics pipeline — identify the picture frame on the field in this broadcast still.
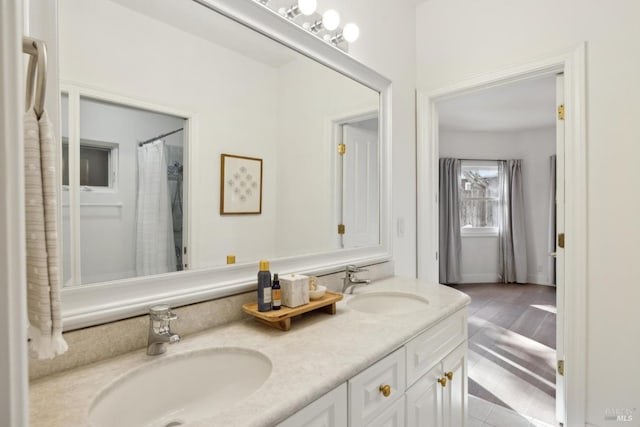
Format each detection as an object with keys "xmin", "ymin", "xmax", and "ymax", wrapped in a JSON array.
[{"xmin": 220, "ymin": 153, "xmax": 263, "ymax": 215}]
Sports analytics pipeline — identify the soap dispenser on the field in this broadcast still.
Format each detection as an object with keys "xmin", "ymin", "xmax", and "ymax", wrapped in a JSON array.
[
  {"xmin": 257, "ymin": 260, "xmax": 272, "ymax": 312},
  {"xmin": 272, "ymin": 273, "xmax": 281, "ymax": 310}
]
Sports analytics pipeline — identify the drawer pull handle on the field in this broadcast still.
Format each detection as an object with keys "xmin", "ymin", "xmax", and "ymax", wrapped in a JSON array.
[
  {"xmin": 437, "ymin": 377, "xmax": 447, "ymax": 387},
  {"xmin": 445, "ymin": 371, "xmax": 454, "ymax": 380},
  {"xmin": 379, "ymin": 384, "xmax": 391, "ymax": 397}
]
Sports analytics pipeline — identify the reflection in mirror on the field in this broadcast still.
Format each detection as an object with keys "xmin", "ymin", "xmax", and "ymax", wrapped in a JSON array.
[
  {"xmin": 61, "ymin": 93, "xmax": 186, "ymax": 285},
  {"xmin": 59, "ymin": 0, "xmax": 380, "ymax": 289}
]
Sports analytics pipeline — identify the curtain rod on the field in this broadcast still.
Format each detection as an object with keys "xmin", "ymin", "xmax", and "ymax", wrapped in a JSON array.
[{"xmin": 138, "ymin": 128, "xmax": 184, "ymax": 146}]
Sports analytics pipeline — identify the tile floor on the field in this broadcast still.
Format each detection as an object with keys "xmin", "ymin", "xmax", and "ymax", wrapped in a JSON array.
[
  {"xmin": 469, "ymin": 395, "xmax": 555, "ymax": 427},
  {"xmin": 450, "ymin": 283, "xmax": 558, "ymax": 427}
]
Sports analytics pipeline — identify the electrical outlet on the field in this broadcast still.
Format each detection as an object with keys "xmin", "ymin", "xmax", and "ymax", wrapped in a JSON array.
[{"xmin": 397, "ymin": 218, "xmax": 405, "ymax": 237}]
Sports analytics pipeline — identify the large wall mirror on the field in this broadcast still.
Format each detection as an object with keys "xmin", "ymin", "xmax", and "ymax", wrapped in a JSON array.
[{"xmin": 59, "ymin": 0, "xmax": 391, "ymax": 329}]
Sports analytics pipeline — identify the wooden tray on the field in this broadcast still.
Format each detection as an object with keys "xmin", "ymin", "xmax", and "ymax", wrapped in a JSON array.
[{"xmin": 243, "ymin": 291, "xmax": 343, "ymax": 331}]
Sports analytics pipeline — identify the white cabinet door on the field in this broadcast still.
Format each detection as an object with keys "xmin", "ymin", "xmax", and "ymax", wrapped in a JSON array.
[
  {"xmin": 406, "ymin": 364, "xmax": 443, "ymax": 427},
  {"xmin": 441, "ymin": 343, "xmax": 467, "ymax": 427},
  {"xmin": 277, "ymin": 383, "xmax": 347, "ymax": 427},
  {"xmin": 406, "ymin": 342, "xmax": 467, "ymax": 427},
  {"xmin": 368, "ymin": 396, "xmax": 406, "ymax": 427}
]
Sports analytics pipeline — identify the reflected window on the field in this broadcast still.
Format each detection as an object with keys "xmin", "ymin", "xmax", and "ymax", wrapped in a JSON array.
[{"xmin": 62, "ymin": 138, "xmax": 115, "ymax": 188}]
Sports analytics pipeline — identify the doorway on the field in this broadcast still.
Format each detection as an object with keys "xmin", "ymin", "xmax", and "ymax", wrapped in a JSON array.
[
  {"xmin": 333, "ymin": 112, "xmax": 380, "ymax": 250},
  {"xmin": 437, "ymin": 74, "xmax": 559, "ymax": 425},
  {"xmin": 416, "ymin": 46, "xmax": 587, "ymax": 425}
]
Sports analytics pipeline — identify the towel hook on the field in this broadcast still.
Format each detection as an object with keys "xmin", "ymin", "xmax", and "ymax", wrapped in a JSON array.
[{"xmin": 22, "ymin": 36, "xmax": 47, "ymax": 118}]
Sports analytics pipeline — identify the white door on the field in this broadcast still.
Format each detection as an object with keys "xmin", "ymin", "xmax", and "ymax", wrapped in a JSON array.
[
  {"xmin": 342, "ymin": 120, "xmax": 379, "ymax": 248},
  {"xmin": 555, "ymin": 73, "xmax": 566, "ymax": 426}
]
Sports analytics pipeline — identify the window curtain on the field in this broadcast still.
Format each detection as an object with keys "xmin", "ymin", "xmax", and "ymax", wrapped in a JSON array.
[
  {"xmin": 136, "ymin": 140, "xmax": 177, "ymax": 276},
  {"xmin": 439, "ymin": 158, "xmax": 462, "ymax": 284},
  {"xmin": 498, "ymin": 159, "xmax": 528, "ymax": 283},
  {"xmin": 547, "ymin": 155, "xmax": 557, "ymax": 285}
]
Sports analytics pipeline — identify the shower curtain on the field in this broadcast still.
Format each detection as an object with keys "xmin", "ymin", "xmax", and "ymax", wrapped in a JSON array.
[
  {"xmin": 136, "ymin": 140, "xmax": 176, "ymax": 276},
  {"xmin": 498, "ymin": 159, "xmax": 528, "ymax": 283}
]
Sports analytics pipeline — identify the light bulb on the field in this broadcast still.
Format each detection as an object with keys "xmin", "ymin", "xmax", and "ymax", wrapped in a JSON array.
[
  {"xmin": 322, "ymin": 9, "xmax": 340, "ymax": 31},
  {"xmin": 343, "ymin": 22, "xmax": 359, "ymax": 42},
  {"xmin": 297, "ymin": 0, "xmax": 317, "ymax": 16}
]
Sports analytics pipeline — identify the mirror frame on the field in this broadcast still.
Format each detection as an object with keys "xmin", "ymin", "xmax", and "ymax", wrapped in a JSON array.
[{"xmin": 61, "ymin": 0, "xmax": 392, "ymax": 330}]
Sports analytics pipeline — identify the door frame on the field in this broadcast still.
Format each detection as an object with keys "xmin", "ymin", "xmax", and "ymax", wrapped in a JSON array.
[
  {"xmin": 416, "ymin": 44, "xmax": 587, "ymax": 425},
  {"xmin": 0, "ymin": 1, "xmax": 29, "ymax": 426}
]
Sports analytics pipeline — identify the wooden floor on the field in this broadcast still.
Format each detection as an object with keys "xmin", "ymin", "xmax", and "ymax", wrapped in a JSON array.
[{"xmin": 449, "ymin": 283, "xmax": 557, "ymax": 426}]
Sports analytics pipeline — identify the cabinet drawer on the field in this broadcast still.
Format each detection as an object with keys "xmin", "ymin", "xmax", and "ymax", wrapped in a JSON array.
[
  {"xmin": 348, "ymin": 347, "xmax": 406, "ymax": 426},
  {"xmin": 406, "ymin": 309, "xmax": 466, "ymax": 386},
  {"xmin": 277, "ymin": 383, "xmax": 347, "ymax": 427}
]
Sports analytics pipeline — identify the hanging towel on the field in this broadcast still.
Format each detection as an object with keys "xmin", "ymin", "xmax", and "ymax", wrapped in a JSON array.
[{"xmin": 24, "ymin": 108, "xmax": 68, "ymax": 359}]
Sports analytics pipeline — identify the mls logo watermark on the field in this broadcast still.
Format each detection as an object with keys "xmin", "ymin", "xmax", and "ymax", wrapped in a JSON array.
[{"xmin": 605, "ymin": 408, "xmax": 636, "ymax": 422}]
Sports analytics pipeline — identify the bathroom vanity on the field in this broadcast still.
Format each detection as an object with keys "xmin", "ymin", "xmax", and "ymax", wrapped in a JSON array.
[{"xmin": 29, "ymin": 277, "xmax": 470, "ymax": 427}]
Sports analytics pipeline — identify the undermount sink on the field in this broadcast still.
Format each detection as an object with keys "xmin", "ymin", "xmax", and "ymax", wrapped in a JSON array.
[
  {"xmin": 89, "ymin": 347, "xmax": 272, "ymax": 427},
  {"xmin": 347, "ymin": 291, "xmax": 430, "ymax": 314}
]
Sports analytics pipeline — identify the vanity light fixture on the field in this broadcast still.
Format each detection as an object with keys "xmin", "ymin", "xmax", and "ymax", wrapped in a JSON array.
[
  {"xmin": 303, "ymin": 9, "xmax": 340, "ymax": 33},
  {"xmin": 254, "ymin": 0, "xmax": 359, "ymax": 50},
  {"xmin": 324, "ymin": 22, "xmax": 360, "ymax": 44},
  {"xmin": 279, "ymin": 0, "xmax": 317, "ymax": 19}
]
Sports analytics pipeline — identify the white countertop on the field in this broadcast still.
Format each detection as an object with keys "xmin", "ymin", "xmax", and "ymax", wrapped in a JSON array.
[{"xmin": 29, "ymin": 277, "xmax": 470, "ymax": 427}]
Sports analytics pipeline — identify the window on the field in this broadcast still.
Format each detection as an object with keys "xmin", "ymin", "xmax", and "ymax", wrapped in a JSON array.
[
  {"xmin": 459, "ymin": 161, "xmax": 500, "ymax": 236},
  {"xmin": 62, "ymin": 138, "xmax": 117, "ymax": 189}
]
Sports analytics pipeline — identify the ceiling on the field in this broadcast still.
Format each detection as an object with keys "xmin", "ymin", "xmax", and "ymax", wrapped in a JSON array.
[{"xmin": 437, "ymin": 75, "xmax": 557, "ymax": 132}]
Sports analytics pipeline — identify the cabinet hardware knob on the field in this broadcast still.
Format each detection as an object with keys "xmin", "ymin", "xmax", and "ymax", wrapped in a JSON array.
[
  {"xmin": 379, "ymin": 384, "xmax": 391, "ymax": 397},
  {"xmin": 437, "ymin": 377, "xmax": 447, "ymax": 387},
  {"xmin": 445, "ymin": 371, "xmax": 454, "ymax": 380}
]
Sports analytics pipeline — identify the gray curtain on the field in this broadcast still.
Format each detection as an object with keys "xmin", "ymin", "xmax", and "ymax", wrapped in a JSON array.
[
  {"xmin": 547, "ymin": 155, "xmax": 557, "ymax": 285},
  {"xmin": 439, "ymin": 158, "xmax": 462, "ymax": 284},
  {"xmin": 498, "ymin": 159, "xmax": 528, "ymax": 283}
]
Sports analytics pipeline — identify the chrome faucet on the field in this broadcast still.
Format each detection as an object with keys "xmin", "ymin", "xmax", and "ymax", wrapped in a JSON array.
[
  {"xmin": 147, "ymin": 304, "xmax": 180, "ymax": 356},
  {"xmin": 342, "ymin": 264, "xmax": 371, "ymax": 294}
]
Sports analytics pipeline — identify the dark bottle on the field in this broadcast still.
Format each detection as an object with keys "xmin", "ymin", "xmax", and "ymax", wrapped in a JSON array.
[
  {"xmin": 257, "ymin": 260, "xmax": 272, "ymax": 312},
  {"xmin": 272, "ymin": 273, "xmax": 281, "ymax": 310}
]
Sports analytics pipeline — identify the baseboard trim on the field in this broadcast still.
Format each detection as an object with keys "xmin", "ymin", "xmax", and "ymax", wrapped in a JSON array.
[
  {"xmin": 461, "ymin": 273, "xmax": 500, "ymax": 283},
  {"xmin": 527, "ymin": 274, "xmax": 554, "ymax": 286}
]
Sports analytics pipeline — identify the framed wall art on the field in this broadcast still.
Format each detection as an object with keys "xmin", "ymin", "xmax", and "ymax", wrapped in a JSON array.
[{"xmin": 220, "ymin": 153, "xmax": 263, "ymax": 215}]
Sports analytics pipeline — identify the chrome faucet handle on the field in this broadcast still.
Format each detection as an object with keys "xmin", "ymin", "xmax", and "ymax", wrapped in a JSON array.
[
  {"xmin": 149, "ymin": 304, "xmax": 178, "ymax": 321},
  {"xmin": 346, "ymin": 264, "xmax": 367, "ymax": 273},
  {"xmin": 147, "ymin": 304, "xmax": 180, "ymax": 356}
]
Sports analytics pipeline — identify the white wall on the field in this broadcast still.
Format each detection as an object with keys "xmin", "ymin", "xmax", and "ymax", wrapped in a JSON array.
[
  {"xmin": 60, "ymin": 96, "xmax": 184, "ymax": 284},
  {"xmin": 440, "ymin": 127, "xmax": 556, "ymax": 285},
  {"xmin": 417, "ymin": 0, "xmax": 640, "ymax": 423}
]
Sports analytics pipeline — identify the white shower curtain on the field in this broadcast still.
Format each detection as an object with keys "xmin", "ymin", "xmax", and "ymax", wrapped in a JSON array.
[{"xmin": 136, "ymin": 140, "xmax": 176, "ymax": 276}]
